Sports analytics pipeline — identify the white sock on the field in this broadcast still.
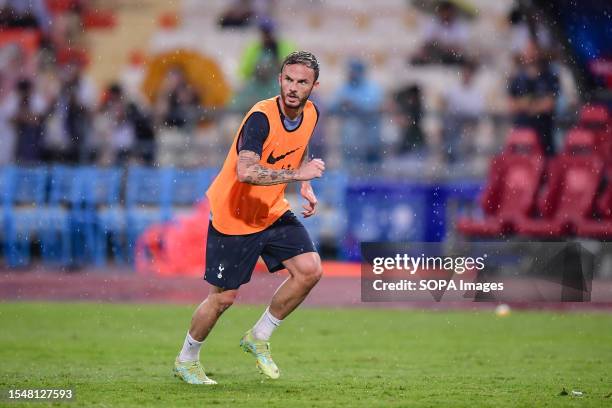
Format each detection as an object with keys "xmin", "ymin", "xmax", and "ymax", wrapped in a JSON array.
[
  {"xmin": 252, "ymin": 307, "xmax": 282, "ymax": 341},
  {"xmin": 178, "ymin": 332, "xmax": 203, "ymax": 362}
]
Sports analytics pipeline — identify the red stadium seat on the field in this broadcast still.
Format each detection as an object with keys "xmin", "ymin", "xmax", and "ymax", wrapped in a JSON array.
[
  {"xmin": 578, "ymin": 104, "xmax": 611, "ymax": 160},
  {"xmin": 515, "ymin": 129, "xmax": 604, "ymax": 237},
  {"xmin": 576, "ymin": 166, "xmax": 612, "ymax": 238},
  {"xmin": 46, "ymin": 0, "xmax": 78, "ymax": 14},
  {"xmin": 82, "ymin": 10, "xmax": 117, "ymax": 29},
  {"xmin": 456, "ymin": 128, "xmax": 545, "ymax": 237},
  {"xmin": 579, "ymin": 104, "xmax": 609, "ymax": 124}
]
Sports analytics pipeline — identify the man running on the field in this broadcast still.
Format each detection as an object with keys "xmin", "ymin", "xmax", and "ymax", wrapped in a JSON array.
[{"xmin": 174, "ymin": 51, "xmax": 325, "ymax": 384}]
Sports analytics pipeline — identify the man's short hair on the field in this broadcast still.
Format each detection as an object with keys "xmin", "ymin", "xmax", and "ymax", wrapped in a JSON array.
[{"xmin": 280, "ymin": 51, "xmax": 319, "ymax": 81}]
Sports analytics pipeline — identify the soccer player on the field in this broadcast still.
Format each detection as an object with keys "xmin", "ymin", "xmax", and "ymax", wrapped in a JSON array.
[{"xmin": 174, "ymin": 51, "xmax": 325, "ymax": 384}]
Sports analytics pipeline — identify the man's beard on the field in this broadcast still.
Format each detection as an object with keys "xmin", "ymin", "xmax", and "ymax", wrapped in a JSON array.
[{"xmin": 282, "ymin": 88, "xmax": 310, "ymax": 109}]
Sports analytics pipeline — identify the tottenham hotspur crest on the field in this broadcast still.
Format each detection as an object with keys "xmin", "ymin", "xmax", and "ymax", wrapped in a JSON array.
[{"xmin": 217, "ymin": 264, "xmax": 224, "ymax": 279}]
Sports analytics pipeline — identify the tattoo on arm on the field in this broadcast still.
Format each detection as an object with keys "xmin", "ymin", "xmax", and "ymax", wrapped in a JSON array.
[{"xmin": 237, "ymin": 150, "xmax": 298, "ymax": 185}]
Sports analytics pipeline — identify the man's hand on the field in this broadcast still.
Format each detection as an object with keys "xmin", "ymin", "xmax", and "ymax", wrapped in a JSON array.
[
  {"xmin": 296, "ymin": 158, "xmax": 325, "ymax": 181},
  {"xmin": 300, "ymin": 181, "xmax": 318, "ymax": 218}
]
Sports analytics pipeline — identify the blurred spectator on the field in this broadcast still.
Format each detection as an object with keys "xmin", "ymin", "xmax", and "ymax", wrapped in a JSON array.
[
  {"xmin": 8, "ymin": 78, "xmax": 53, "ymax": 164},
  {"xmin": 154, "ymin": 67, "xmax": 210, "ymax": 167},
  {"xmin": 0, "ymin": 72, "xmax": 16, "ymax": 164},
  {"xmin": 508, "ymin": 4, "xmax": 552, "ymax": 54},
  {"xmin": 0, "ymin": 0, "xmax": 51, "ymax": 33},
  {"xmin": 119, "ymin": 50, "xmax": 148, "ymax": 105},
  {"xmin": 393, "ymin": 84, "xmax": 425, "ymax": 154},
  {"xmin": 412, "ymin": 1, "xmax": 470, "ymax": 66},
  {"xmin": 94, "ymin": 94, "xmax": 134, "ymax": 166},
  {"xmin": 219, "ymin": 0, "xmax": 254, "ymax": 28},
  {"xmin": 230, "ymin": 52, "xmax": 278, "ymax": 114},
  {"xmin": 47, "ymin": 8, "xmax": 83, "ymax": 57},
  {"xmin": 155, "ymin": 66, "xmax": 204, "ymax": 131},
  {"xmin": 307, "ymin": 94, "xmax": 327, "ymax": 161},
  {"xmin": 94, "ymin": 84, "xmax": 155, "ymax": 166},
  {"xmin": 330, "ymin": 58, "xmax": 383, "ymax": 172},
  {"xmin": 219, "ymin": 0, "xmax": 276, "ymax": 28},
  {"xmin": 44, "ymin": 59, "xmax": 96, "ymax": 163},
  {"xmin": 238, "ymin": 20, "xmax": 295, "ymax": 81},
  {"xmin": 142, "ymin": 49, "xmax": 231, "ymax": 118},
  {"xmin": 441, "ymin": 61, "xmax": 484, "ymax": 163},
  {"xmin": 0, "ymin": 44, "xmax": 34, "ymax": 90},
  {"xmin": 508, "ymin": 41, "xmax": 559, "ymax": 155}
]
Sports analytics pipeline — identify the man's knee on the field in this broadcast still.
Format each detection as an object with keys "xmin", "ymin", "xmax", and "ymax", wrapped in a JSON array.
[
  {"xmin": 294, "ymin": 257, "xmax": 323, "ymax": 287},
  {"xmin": 209, "ymin": 289, "xmax": 238, "ymax": 313}
]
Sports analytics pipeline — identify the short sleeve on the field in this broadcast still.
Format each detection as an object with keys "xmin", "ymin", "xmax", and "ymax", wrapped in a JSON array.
[{"xmin": 237, "ymin": 111, "xmax": 270, "ymax": 156}]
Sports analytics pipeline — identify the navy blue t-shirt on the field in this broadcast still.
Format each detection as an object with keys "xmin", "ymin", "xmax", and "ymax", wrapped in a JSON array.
[
  {"xmin": 508, "ymin": 66, "xmax": 560, "ymax": 154},
  {"xmin": 509, "ymin": 67, "xmax": 560, "ymax": 126}
]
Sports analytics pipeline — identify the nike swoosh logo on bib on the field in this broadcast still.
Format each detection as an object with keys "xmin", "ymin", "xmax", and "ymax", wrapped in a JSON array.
[{"xmin": 266, "ymin": 147, "xmax": 300, "ymax": 164}]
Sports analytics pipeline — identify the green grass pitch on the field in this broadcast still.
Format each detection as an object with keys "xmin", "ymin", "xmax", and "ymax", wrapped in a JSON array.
[{"xmin": 1, "ymin": 303, "xmax": 611, "ymax": 407}]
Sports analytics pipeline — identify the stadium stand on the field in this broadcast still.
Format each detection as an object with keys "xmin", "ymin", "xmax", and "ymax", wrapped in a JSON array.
[{"xmin": 0, "ymin": 0, "xmax": 609, "ymax": 269}]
